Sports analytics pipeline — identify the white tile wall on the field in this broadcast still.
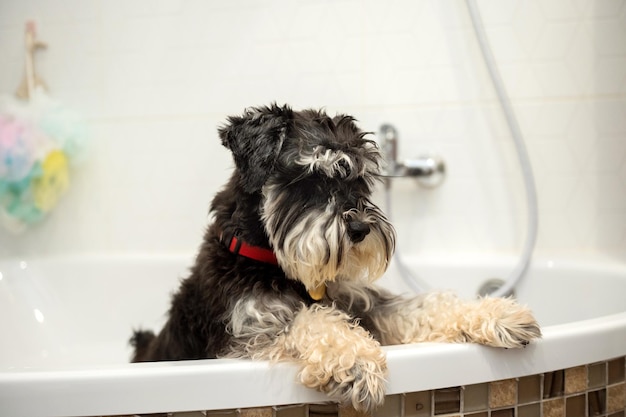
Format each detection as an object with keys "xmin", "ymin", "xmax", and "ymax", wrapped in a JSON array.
[{"xmin": 0, "ymin": 0, "xmax": 625, "ymax": 262}]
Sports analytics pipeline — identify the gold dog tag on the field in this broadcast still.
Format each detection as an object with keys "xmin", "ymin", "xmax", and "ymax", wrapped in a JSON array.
[{"xmin": 308, "ymin": 284, "xmax": 326, "ymax": 301}]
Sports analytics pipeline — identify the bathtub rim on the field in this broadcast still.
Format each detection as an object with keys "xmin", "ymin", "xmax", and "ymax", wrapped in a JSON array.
[{"xmin": 1, "ymin": 310, "xmax": 625, "ymax": 417}]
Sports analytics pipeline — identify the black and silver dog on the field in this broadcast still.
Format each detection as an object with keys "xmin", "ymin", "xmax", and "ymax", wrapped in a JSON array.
[{"xmin": 131, "ymin": 104, "xmax": 540, "ymax": 411}]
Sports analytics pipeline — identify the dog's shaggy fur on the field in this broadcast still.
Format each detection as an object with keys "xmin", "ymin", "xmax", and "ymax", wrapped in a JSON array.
[{"xmin": 130, "ymin": 104, "xmax": 541, "ymax": 412}]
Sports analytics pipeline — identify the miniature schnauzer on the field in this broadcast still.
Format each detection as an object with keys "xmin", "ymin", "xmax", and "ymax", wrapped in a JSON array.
[{"xmin": 131, "ymin": 103, "xmax": 541, "ymax": 412}]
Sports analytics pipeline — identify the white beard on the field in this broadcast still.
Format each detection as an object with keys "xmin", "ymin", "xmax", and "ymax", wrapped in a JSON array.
[{"xmin": 263, "ymin": 189, "xmax": 395, "ymax": 291}]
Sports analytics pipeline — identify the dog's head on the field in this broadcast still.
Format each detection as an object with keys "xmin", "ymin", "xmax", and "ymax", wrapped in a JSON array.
[{"xmin": 219, "ymin": 103, "xmax": 396, "ymax": 292}]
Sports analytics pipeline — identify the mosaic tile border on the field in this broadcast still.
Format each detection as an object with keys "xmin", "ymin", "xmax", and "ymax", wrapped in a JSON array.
[{"xmin": 104, "ymin": 356, "xmax": 625, "ymax": 417}]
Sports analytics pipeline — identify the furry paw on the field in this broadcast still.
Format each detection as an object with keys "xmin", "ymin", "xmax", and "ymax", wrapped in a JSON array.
[
  {"xmin": 470, "ymin": 297, "xmax": 542, "ymax": 348},
  {"xmin": 299, "ymin": 351, "xmax": 387, "ymax": 412},
  {"xmin": 285, "ymin": 304, "xmax": 388, "ymax": 411}
]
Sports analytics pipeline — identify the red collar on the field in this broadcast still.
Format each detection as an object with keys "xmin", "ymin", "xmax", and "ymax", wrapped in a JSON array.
[
  {"xmin": 219, "ymin": 229, "xmax": 326, "ymax": 300},
  {"xmin": 220, "ymin": 231, "xmax": 278, "ymax": 265}
]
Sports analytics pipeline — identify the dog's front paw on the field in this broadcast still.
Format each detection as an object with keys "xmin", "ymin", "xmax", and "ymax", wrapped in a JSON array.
[
  {"xmin": 299, "ymin": 348, "xmax": 387, "ymax": 412},
  {"xmin": 286, "ymin": 305, "xmax": 388, "ymax": 411},
  {"xmin": 470, "ymin": 297, "xmax": 542, "ymax": 348}
]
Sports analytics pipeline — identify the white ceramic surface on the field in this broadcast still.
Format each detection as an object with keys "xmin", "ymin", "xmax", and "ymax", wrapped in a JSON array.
[
  {"xmin": 1, "ymin": 255, "xmax": 625, "ymax": 416},
  {"xmin": 2, "ymin": 0, "xmax": 626, "ymax": 261}
]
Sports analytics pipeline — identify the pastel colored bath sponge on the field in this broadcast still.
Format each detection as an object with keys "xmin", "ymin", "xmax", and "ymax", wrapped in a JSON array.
[{"xmin": 0, "ymin": 89, "xmax": 87, "ymax": 233}]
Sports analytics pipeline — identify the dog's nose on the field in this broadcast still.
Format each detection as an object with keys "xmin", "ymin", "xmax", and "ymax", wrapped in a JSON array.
[{"xmin": 347, "ymin": 220, "xmax": 370, "ymax": 243}]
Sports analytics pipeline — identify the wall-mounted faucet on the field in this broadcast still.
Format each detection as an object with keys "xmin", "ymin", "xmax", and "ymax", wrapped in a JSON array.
[{"xmin": 379, "ymin": 124, "xmax": 446, "ymax": 188}]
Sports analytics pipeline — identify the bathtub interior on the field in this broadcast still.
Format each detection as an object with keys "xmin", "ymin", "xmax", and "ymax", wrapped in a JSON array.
[
  {"xmin": 0, "ymin": 256, "xmax": 188, "ymax": 369},
  {"xmin": 1, "ymin": 255, "xmax": 625, "ymax": 370}
]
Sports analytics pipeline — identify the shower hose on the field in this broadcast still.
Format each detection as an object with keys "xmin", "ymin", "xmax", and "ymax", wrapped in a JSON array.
[{"xmin": 386, "ymin": 0, "xmax": 539, "ymax": 297}]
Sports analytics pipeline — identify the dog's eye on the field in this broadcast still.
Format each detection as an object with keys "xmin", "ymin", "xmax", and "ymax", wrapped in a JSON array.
[
  {"xmin": 337, "ymin": 159, "xmax": 352, "ymax": 178},
  {"xmin": 297, "ymin": 146, "xmax": 361, "ymax": 180}
]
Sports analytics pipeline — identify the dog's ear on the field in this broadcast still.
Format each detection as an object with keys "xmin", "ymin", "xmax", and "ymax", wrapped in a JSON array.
[{"xmin": 219, "ymin": 103, "xmax": 293, "ymax": 193}]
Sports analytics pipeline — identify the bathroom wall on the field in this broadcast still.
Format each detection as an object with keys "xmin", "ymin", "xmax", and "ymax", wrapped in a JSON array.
[{"xmin": 0, "ymin": 0, "xmax": 625, "ymax": 263}]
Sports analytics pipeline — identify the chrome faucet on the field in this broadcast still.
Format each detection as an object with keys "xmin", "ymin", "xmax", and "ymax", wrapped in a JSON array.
[{"xmin": 379, "ymin": 124, "xmax": 446, "ymax": 188}]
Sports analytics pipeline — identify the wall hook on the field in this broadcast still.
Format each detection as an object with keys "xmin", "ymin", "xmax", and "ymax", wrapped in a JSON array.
[{"xmin": 15, "ymin": 20, "xmax": 48, "ymax": 100}]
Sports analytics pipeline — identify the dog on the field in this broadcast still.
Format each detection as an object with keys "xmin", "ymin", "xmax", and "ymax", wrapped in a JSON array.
[{"xmin": 130, "ymin": 103, "xmax": 541, "ymax": 412}]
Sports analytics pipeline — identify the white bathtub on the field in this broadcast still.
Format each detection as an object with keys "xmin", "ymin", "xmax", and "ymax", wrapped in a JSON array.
[{"xmin": 1, "ymin": 255, "xmax": 625, "ymax": 417}]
